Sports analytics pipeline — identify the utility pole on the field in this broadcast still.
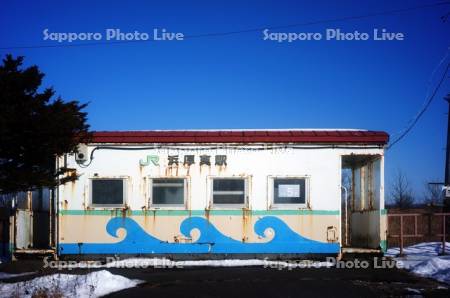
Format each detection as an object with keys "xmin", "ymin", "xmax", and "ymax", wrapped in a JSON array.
[{"xmin": 444, "ymin": 94, "xmax": 450, "ymax": 209}]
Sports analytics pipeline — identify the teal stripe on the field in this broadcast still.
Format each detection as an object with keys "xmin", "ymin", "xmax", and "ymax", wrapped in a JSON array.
[
  {"xmin": 59, "ymin": 209, "xmax": 340, "ymax": 216},
  {"xmin": 380, "ymin": 209, "xmax": 388, "ymax": 215}
]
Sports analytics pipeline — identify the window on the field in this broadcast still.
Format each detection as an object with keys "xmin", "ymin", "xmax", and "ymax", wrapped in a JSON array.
[
  {"xmin": 212, "ymin": 178, "xmax": 247, "ymax": 206},
  {"xmin": 150, "ymin": 178, "xmax": 186, "ymax": 207},
  {"xmin": 272, "ymin": 178, "xmax": 306, "ymax": 205},
  {"xmin": 91, "ymin": 178, "xmax": 125, "ymax": 206}
]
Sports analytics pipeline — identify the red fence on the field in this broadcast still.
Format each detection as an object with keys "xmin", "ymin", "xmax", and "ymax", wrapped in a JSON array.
[{"xmin": 387, "ymin": 211, "xmax": 450, "ymax": 255}]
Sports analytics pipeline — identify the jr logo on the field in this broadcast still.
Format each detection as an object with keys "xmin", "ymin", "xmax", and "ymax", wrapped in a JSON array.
[{"xmin": 139, "ymin": 155, "xmax": 159, "ymax": 166}]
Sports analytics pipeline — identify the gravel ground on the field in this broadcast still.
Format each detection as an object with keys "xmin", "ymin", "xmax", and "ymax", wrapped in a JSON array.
[{"xmin": 1, "ymin": 259, "xmax": 449, "ymax": 297}]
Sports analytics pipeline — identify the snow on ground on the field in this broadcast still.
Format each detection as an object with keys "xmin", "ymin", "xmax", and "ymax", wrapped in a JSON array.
[
  {"xmin": 386, "ymin": 242, "xmax": 450, "ymax": 284},
  {"xmin": 66, "ymin": 258, "xmax": 333, "ymax": 270},
  {"xmin": 0, "ymin": 270, "xmax": 143, "ymax": 298},
  {"xmin": 0, "ymin": 272, "xmax": 36, "ymax": 280},
  {"xmin": 107, "ymin": 258, "xmax": 333, "ymax": 269}
]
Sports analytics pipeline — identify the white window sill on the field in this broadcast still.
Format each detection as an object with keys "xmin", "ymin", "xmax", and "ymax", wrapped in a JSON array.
[{"xmin": 270, "ymin": 204, "xmax": 308, "ymax": 209}]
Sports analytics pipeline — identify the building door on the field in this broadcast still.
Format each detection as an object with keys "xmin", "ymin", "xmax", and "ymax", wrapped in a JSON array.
[
  {"xmin": 342, "ymin": 155, "xmax": 383, "ymax": 249},
  {"xmin": 14, "ymin": 190, "xmax": 51, "ymax": 251}
]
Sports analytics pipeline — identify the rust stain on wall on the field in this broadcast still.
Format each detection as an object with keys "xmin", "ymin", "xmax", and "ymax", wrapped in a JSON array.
[
  {"xmin": 242, "ymin": 208, "xmax": 251, "ymax": 243},
  {"xmin": 70, "ymin": 180, "xmax": 76, "ymax": 198},
  {"xmin": 216, "ymin": 165, "xmax": 227, "ymax": 174},
  {"xmin": 184, "ymin": 164, "xmax": 190, "ymax": 176},
  {"xmin": 205, "ymin": 208, "xmax": 210, "ymax": 222}
]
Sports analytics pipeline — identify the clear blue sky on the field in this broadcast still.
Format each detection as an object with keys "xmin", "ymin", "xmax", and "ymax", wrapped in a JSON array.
[{"xmin": 1, "ymin": 0, "xmax": 449, "ymax": 199}]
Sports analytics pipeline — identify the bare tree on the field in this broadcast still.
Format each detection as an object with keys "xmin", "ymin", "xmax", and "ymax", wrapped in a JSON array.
[
  {"xmin": 390, "ymin": 170, "xmax": 415, "ymax": 208},
  {"xmin": 423, "ymin": 183, "xmax": 443, "ymax": 206}
]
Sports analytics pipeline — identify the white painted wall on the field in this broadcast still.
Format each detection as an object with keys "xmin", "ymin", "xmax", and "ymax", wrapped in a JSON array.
[{"xmin": 59, "ymin": 144, "xmax": 384, "ymax": 212}]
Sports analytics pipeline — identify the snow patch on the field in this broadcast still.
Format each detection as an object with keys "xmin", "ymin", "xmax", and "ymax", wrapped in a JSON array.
[
  {"xmin": 410, "ymin": 256, "xmax": 450, "ymax": 284},
  {"xmin": 100, "ymin": 258, "xmax": 333, "ymax": 269},
  {"xmin": 404, "ymin": 287, "xmax": 422, "ymax": 294},
  {"xmin": 386, "ymin": 242, "xmax": 450, "ymax": 258},
  {"xmin": 387, "ymin": 242, "xmax": 450, "ymax": 284},
  {"xmin": 0, "ymin": 270, "xmax": 143, "ymax": 298},
  {"xmin": 0, "ymin": 272, "xmax": 36, "ymax": 279}
]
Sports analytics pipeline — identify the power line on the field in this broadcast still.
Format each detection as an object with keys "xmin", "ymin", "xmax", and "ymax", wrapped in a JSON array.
[
  {"xmin": 0, "ymin": 1, "xmax": 449, "ymax": 50},
  {"xmin": 387, "ymin": 62, "xmax": 450, "ymax": 150},
  {"xmin": 389, "ymin": 48, "xmax": 450, "ymax": 142},
  {"xmin": 186, "ymin": 1, "xmax": 450, "ymax": 39}
]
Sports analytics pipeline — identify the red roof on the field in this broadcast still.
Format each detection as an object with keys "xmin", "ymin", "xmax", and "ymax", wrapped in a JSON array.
[{"xmin": 90, "ymin": 130, "xmax": 389, "ymax": 145}]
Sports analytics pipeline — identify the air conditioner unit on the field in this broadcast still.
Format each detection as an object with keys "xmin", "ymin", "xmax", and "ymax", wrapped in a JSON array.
[
  {"xmin": 75, "ymin": 144, "xmax": 88, "ymax": 163},
  {"xmin": 445, "ymin": 187, "xmax": 450, "ymax": 198}
]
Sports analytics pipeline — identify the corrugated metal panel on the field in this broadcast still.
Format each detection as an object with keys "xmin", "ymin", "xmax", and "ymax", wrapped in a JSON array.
[
  {"xmin": 90, "ymin": 130, "xmax": 389, "ymax": 144},
  {"xmin": 16, "ymin": 210, "xmax": 32, "ymax": 249}
]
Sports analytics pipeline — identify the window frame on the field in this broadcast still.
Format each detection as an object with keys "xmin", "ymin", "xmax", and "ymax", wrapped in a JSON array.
[
  {"xmin": 89, "ymin": 177, "xmax": 127, "ymax": 208},
  {"xmin": 209, "ymin": 176, "xmax": 249, "ymax": 209},
  {"xmin": 148, "ymin": 177, "xmax": 188, "ymax": 209},
  {"xmin": 268, "ymin": 176, "xmax": 309, "ymax": 209}
]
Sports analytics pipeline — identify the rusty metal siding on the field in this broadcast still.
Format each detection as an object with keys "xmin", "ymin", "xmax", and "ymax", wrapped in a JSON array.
[
  {"xmin": 15, "ymin": 210, "xmax": 32, "ymax": 249},
  {"xmin": 1, "ymin": 190, "xmax": 53, "ymax": 254}
]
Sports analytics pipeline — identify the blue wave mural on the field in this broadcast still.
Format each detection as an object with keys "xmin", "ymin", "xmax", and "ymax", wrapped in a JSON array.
[{"xmin": 59, "ymin": 216, "xmax": 339, "ymax": 254}]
